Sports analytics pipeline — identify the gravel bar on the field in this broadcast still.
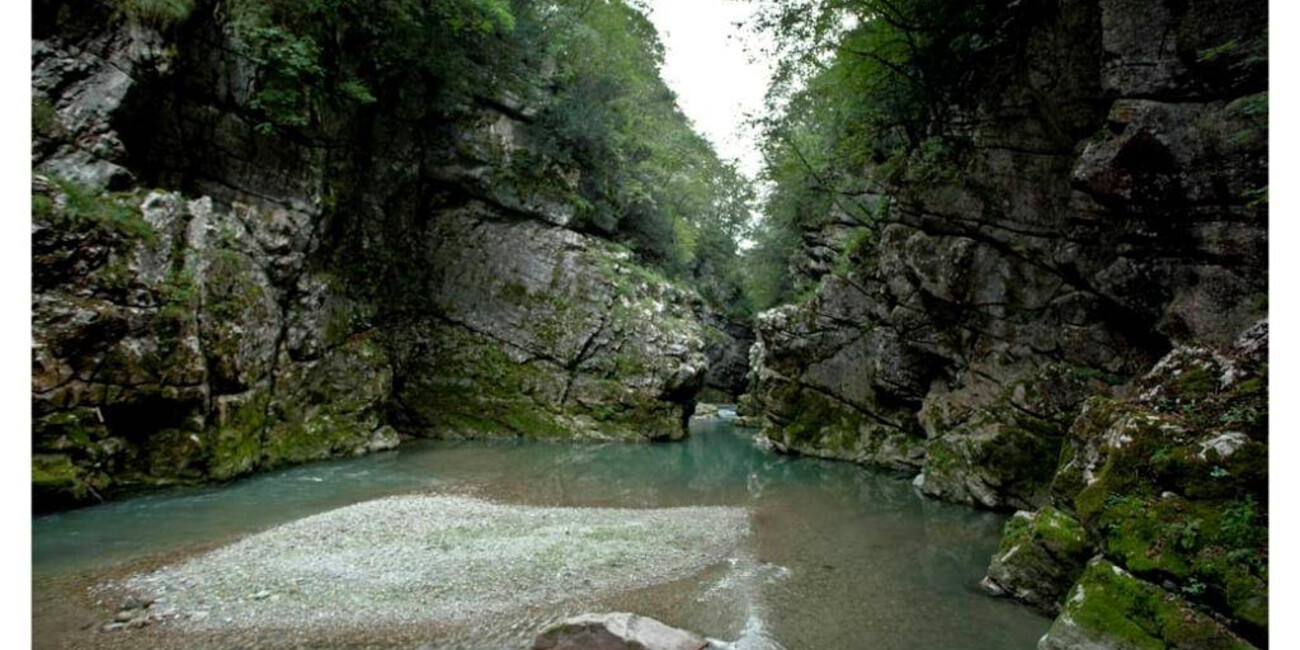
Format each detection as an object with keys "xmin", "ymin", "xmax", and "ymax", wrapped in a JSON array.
[{"xmin": 120, "ymin": 494, "xmax": 750, "ymax": 631}]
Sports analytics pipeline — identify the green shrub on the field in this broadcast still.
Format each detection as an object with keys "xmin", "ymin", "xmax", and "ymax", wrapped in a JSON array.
[{"xmin": 116, "ymin": 0, "xmax": 195, "ymax": 25}]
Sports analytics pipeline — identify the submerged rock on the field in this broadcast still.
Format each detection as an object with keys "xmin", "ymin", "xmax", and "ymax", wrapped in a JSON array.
[{"xmin": 533, "ymin": 613, "xmax": 712, "ymax": 650}]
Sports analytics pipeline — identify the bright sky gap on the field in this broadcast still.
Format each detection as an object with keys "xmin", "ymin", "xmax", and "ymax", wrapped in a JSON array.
[{"xmin": 644, "ymin": 0, "xmax": 776, "ymax": 182}]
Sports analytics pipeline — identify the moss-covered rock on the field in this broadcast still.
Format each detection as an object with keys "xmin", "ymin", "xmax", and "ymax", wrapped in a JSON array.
[
  {"xmin": 1039, "ymin": 560, "xmax": 1257, "ymax": 650},
  {"xmin": 207, "ymin": 389, "xmax": 271, "ymax": 480},
  {"xmin": 262, "ymin": 334, "xmax": 393, "ymax": 467},
  {"xmin": 998, "ymin": 322, "xmax": 1269, "ymax": 647},
  {"xmin": 388, "ymin": 214, "xmax": 707, "ymax": 443},
  {"xmin": 747, "ymin": 300, "xmax": 928, "ymax": 472},
  {"xmin": 759, "ymin": 380, "xmax": 924, "ymax": 470},
  {"xmin": 30, "ymin": 179, "xmax": 401, "ymax": 509},
  {"xmin": 982, "ymin": 507, "xmax": 1092, "ymax": 614},
  {"xmin": 917, "ymin": 363, "xmax": 1101, "ymax": 510},
  {"xmin": 32, "ymin": 453, "xmax": 104, "ymax": 508}
]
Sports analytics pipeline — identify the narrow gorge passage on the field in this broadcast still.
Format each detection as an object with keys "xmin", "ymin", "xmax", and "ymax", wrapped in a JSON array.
[{"xmin": 31, "ymin": 0, "xmax": 1268, "ymax": 649}]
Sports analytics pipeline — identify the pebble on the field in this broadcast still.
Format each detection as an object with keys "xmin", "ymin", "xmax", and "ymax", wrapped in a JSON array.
[{"xmin": 118, "ymin": 494, "xmax": 749, "ymax": 633}]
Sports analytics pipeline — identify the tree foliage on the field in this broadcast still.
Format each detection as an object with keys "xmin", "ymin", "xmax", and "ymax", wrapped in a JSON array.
[
  {"xmin": 528, "ymin": 0, "xmax": 755, "ymax": 315},
  {"xmin": 742, "ymin": 0, "xmax": 1054, "ymax": 311},
  {"xmin": 110, "ymin": 0, "xmax": 754, "ymax": 317}
]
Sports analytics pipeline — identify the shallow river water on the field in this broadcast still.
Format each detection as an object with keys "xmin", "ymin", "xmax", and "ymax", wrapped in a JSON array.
[{"xmin": 34, "ymin": 415, "xmax": 1050, "ymax": 649}]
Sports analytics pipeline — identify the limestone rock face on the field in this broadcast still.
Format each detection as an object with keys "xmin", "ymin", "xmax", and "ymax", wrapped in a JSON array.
[
  {"xmin": 31, "ymin": 4, "xmax": 712, "ymax": 508},
  {"xmin": 388, "ymin": 207, "xmax": 706, "ymax": 442},
  {"xmin": 699, "ymin": 317, "xmax": 754, "ymax": 401},
  {"xmin": 986, "ymin": 323, "xmax": 1267, "ymax": 647},
  {"xmin": 32, "ymin": 179, "xmax": 392, "ymax": 508},
  {"xmin": 746, "ymin": 0, "xmax": 1266, "ymax": 511},
  {"xmin": 533, "ymin": 613, "xmax": 712, "ymax": 650},
  {"xmin": 749, "ymin": 299, "xmax": 927, "ymax": 471}
]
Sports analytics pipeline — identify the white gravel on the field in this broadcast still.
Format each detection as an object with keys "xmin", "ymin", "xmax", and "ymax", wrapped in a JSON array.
[{"xmin": 121, "ymin": 494, "xmax": 750, "ymax": 631}]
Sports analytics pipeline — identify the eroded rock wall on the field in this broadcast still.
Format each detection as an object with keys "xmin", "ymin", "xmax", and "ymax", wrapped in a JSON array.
[
  {"xmin": 747, "ymin": 0, "xmax": 1266, "ymax": 509},
  {"xmin": 32, "ymin": 3, "xmax": 709, "ymax": 509},
  {"xmin": 746, "ymin": 0, "xmax": 1267, "ymax": 646},
  {"xmin": 32, "ymin": 180, "xmax": 398, "ymax": 507}
]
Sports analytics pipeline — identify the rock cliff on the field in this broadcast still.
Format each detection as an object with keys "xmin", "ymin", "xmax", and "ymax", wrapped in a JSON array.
[
  {"xmin": 745, "ymin": 0, "xmax": 1267, "ymax": 646},
  {"xmin": 747, "ymin": 0, "xmax": 1266, "ymax": 511},
  {"xmin": 32, "ymin": 2, "xmax": 711, "ymax": 509}
]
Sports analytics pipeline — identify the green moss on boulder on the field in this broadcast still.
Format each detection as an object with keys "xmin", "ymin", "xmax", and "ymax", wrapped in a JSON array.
[
  {"xmin": 1001, "ymin": 323, "xmax": 1268, "ymax": 647},
  {"xmin": 983, "ymin": 507, "xmax": 1092, "ymax": 613},
  {"xmin": 1040, "ymin": 560, "xmax": 1257, "ymax": 650},
  {"xmin": 761, "ymin": 383, "xmax": 923, "ymax": 471}
]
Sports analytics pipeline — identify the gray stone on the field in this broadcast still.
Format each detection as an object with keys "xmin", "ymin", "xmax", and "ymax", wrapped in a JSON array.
[
  {"xmin": 533, "ymin": 613, "xmax": 712, "ymax": 650},
  {"xmin": 743, "ymin": 0, "xmax": 1266, "ymax": 512}
]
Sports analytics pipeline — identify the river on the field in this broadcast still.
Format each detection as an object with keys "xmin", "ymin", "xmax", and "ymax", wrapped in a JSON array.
[{"xmin": 33, "ymin": 414, "xmax": 1050, "ymax": 649}]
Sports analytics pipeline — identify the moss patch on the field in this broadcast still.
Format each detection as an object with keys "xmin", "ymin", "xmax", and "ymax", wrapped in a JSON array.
[
  {"xmin": 1059, "ymin": 560, "xmax": 1255, "ymax": 650},
  {"xmin": 208, "ymin": 392, "xmax": 272, "ymax": 481},
  {"xmin": 48, "ymin": 177, "xmax": 156, "ymax": 243}
]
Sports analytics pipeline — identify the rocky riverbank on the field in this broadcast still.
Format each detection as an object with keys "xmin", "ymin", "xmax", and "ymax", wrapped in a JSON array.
[
  {"xmin": 740, "ymin": 1, "xmax": 1268, "ymax": 647},
  {"xmin": 31, "ymin": 1, "xmax": 744, "ymax": 510},
  {"xmin": 81, "ymin": 495, "xmax": 748, "ymax": 646}
]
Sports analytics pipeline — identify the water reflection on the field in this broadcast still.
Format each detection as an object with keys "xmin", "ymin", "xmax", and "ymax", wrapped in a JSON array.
[{"xmin": 33, "ymin": 417, "xmax": 1049, "ymax": 649}]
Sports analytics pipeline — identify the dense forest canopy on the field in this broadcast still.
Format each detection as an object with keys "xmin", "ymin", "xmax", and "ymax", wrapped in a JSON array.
[{"xmin": 108, "ymin": 0, "xmax": 756, "ymax": 318}]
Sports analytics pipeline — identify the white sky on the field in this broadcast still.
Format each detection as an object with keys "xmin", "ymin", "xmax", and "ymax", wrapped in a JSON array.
[{"xmin": 644, "ymin": 0, "xmax": 776, "ymax": 181}]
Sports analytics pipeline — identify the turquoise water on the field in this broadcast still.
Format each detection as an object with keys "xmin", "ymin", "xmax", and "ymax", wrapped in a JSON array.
[{"xmin": 33, "ymin": 416, "xmax": 1050, "ymax": 649}]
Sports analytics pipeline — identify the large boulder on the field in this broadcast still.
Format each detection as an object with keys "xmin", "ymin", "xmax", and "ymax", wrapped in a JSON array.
[
  {"xmin": 533, "ymin": 613, "xmax": 713, "ymax": 650},
  {"xmin": 984, "ymin": 323, "xmax": 1267, "ymax": 646},
  {"xmin": 1039, "ymin": 560, "xmax": 1257, "ymax": 650},
  {"xmin": 981, "ymin": 507, "xmax": 1092, "ymax": 615},
  {"xmin": 747, "ymin": 296, "xmax": 928, "ymax": 472}
]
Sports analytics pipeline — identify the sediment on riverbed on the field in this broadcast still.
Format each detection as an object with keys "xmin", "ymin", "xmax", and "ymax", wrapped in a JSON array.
[{"xmin": 116, "ymin": 495, "xmax": 749, "ymax": 632}]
